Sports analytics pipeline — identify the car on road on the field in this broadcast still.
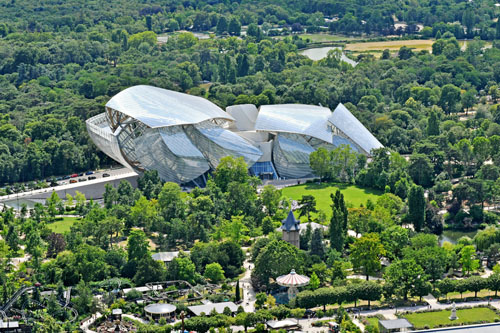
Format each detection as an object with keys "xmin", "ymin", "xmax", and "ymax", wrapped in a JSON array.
[
  {"xmin": 69, "ymin": 179, "xmax": 77, "ymax": 184},
  {"xmin": 88, "ymin": 176, "xmax": 96, "ymax": 180},
  {"xmin": 85, "ymin": 171, "xmax": 94, "ymax": 175},
  {"xmin": 102, "ymin": 173, "xmax": 110, "ymax": 177},
  {"xmin": 70, "ymin": 174, "xmax": 78, "ymax": 178}
]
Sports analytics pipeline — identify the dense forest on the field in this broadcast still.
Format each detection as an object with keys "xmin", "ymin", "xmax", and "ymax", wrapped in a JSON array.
[
  {"xmin": 1, "ymin": 1, "xmax": 500, "ymax": 330},
  {"xmin": 0, "ymin": 0, "xmax": 499, "ymax": 183}
]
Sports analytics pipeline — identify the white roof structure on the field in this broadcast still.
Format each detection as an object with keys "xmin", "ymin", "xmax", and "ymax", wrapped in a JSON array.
[
  {"xmin": 266, "ymin": 319, "xmax": 300, "ymax": 329},
  {"xmin": 255, "ymin": 104, "xmax": 333, "ymax": 143},
  {"xmin": 105, "ymin": 85, "xmax": 233, "ymax": 128},
  {"xmin": 0, "ymin": 321, "xmax": 19, "ymax": 329},
  {"xmin": 226, "ymin": 104, "xmax": 258, "ymax": 131},
  {"xmin": 144, "ymin": 303, "xmax": 177, "ymax": 314},
  {"xmin": 112, "ymin": 308, "xmax": 123, "ymax": 315},
  {"xmin": 379, "ymin": 319, "xmax": 413, "ymax": 330},
  {"xmin": 187, "ymin": 302, "xmax": 238, "ymax": 316},
  {"xmin": 152, "ymin": 251, "xmax": 190, "ymax": 263},
  {"xmin": 329, "ymin": 103, "xmax": 383, "ymax": 154},
  {"xmin": 122, "ymin": 285, "xmax": 163, "ymax": 294},
  {"xmin": 88, "ymin": 86, "xmax": 383, "ymax": 184},
  {"xmin": 276, "ymin": 269, "xmax": 310, "ymax": 287}
]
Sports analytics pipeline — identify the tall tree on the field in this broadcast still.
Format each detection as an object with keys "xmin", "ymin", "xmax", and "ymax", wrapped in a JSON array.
[
  {"xmin": 309, "ymin": 147, "xmax": 330, "ymax": 182},
  {"xmin": 384, "ymin": 259, "xmax": 426, "ymax": 300},
  {"xmin": 216, "ymin": 16, "xmax": 228, "ymax": 35},
  {"xmin": 408, "ymin": 185, "xmax": 425, "ymax": 232},
  {"xmin": 427, "ymin": 109, "xmax": 440, "ymax": 136},
  {"xmin": 310, "ymin": 228, "xmax": 325, "ymax": 258},
  {"xmin": 460, "ymin": 245, "xmax": 480, "ymax": 276},
  {"xmin": 228, "ymin": 17, "xmax": 241, "ymax": 36},
  {"xmin": 350, "ymin": 233, "xmax": 386, "ymax": 280},
  {"xmin": 298, "ymin": 195, "xmax": 317, "ymax": 221}
]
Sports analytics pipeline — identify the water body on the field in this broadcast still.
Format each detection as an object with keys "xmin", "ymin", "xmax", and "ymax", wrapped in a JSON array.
[
  {"xmin": 299, "ymin": 46, "xmax": 358, "ymax": 66},
  {"xmin": 439, "ymin": 230, "xmax": 477, "ymax": 246}
]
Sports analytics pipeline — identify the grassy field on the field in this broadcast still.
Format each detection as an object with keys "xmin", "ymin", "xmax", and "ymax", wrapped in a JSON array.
[
  {"xmin": 345, "ymin": 39, "xmax": 435, "ymax": 52},
  {"xmin": 281, "ymin": 182, "xmax": 381, "ymax": 221},
  {"xmin": 404, "ymin": 307, "xmax": 500, "ymax": 329},
  {"xmin": 363, "ymin": 316, "xmax": 380, "ymax": 328},
  {"xmin": 47, "ymin": 216, "xmax": 80, "ymax": 233}
]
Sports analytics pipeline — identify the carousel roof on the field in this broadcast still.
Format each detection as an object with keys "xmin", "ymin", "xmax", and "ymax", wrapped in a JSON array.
[{"xmin": 276, "ymin": 269, "xmax": 310, "ymax": 287}]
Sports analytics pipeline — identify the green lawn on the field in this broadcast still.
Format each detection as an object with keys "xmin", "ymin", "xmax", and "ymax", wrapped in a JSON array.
[
  {"xmin": 47, "ymin": 216, "xmax": 80, "ymax": 233},
  {"xmin": 281, "ymin": 182, "xmax": 381, "ymax": 221},
  {"xmin": 364, "ymin": 316, "xmax": 380, "ymax": 328},
  {"xmin": 404, "ymin": 307, "xmax": 500, "ymax": 329}
]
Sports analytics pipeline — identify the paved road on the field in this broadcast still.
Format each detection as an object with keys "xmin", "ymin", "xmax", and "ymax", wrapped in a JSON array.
[{"xmin": 0, "ymin": 168, "xmax": 138, "ymax": 208}]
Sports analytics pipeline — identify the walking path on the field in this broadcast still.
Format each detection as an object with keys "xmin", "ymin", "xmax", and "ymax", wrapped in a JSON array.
[
  {"xmin": 122, "ymin": 313, "xmax": 149, "ymax": 324},
  {"xmin": 79, "ymin": 312, "xmax": 102, "ymax": 333},
  {"xmin": 241, "ymin": 256, "xmax": 256, "ymax": 313}
]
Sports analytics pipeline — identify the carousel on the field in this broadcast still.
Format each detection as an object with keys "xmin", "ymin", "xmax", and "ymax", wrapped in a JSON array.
[{"xmin": 276, "ymin": 269, "xmax": 310, "ymax": 300}]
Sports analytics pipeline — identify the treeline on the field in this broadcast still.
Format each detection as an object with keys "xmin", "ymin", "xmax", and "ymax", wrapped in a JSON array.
[
  {"xmin": 0, "ymin": 0, "xmax": 499, "ymax": 185},
  {"xmin": 296, "ymin": 281, "xmax": 382, "ymax": 310},
  {"xmin": 436, "ymin": 275, "xmax": 500, "ymax": 299},
  {"xmin": 1, "ymin": 0, "xmax": 498, "ymax": 39}
]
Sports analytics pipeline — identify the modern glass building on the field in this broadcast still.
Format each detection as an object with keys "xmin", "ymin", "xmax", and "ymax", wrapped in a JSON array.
[{"xmin": 87, "ymin": 85, "xmax": 383, "ymax": 185}]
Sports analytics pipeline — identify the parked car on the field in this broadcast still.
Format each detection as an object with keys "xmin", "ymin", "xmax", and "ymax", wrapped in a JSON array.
[
  {"xmin": 88, "ymin": 176, "xmax": 96, "ymax": 180},
  {"xmin": 69, "ymin": 179, "xmax": 77, "ymax": 184},
  {"xmin": 85, "ymin": 171, "xmax": 94, "ymax": 175},
  {"xmin": 55, "ymin": 177, "xmax": 63, "ymax": 181},
  {"xmin": 102, "ymin": 173, "xmax": 110, "ymax": 177},
  {"xmin": 70, "ymin": 174, "xmax": 78, "ymax": 178},
  {"xmin": 63, "ymin": 175, "xmax": 70, "ymax": 180},
  {"xmin": 78, "ymin": 173, "xmax": 84, "ymax": 176},
  {"xmin": 78, "ymin": 178, "xmax": 86, "ymax": 182}
]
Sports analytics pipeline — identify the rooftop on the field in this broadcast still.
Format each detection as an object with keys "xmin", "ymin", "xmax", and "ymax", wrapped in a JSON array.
[
  {"xmin": 256, "ymin": 104, "xmax": 333, "ymax": 143},
  {"xmin": 187, "ymin": 302, "xmax": 238, "ymax": 316},
  {"xmin": 379, "ymin": 318, "xmax": 413, "ymax": 330},
  {"xmin": 281, "ymin": 210, "xmax": 300, "ymax": 231},
  {"xmin": 152, "ymin": 251, "xmax": 190, "ymax": 262},
  {"xmin": 105, "ymin": 85, "xmax": 234, "ymax": 128},
  {"xmin": 144, "ymin": 303, "xmax": 176, "ymax": 314},
  {"xmin": 329, "ymin": 103, "xmax": 383, "ymax": 154}
]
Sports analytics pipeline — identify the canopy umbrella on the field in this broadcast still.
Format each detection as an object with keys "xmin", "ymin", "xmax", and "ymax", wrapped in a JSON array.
[{"xmin": 276, "ymin": 269, "xmax": 310, "ymax": 300}]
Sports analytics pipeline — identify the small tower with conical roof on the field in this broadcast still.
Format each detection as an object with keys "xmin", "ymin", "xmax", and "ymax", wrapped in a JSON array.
[{"xmin": 281, "ymin": 210, "xmax": 300, "ymax": 248}]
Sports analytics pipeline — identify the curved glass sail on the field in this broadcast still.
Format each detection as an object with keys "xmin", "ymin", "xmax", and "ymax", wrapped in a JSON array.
[
  {"xmin": 86, "ymin": 113, "xmax": 132, "ymax": 168},
  {"xmin": 105, "ymin": 85, "xmax": 234, "ymax": 128},
  {"xmin": 184, "ymin": 121, "xmax": 262, "ymax": 169},
  {"xmin": 134, "ymin": 127, "xmax": 209, "ymax": 183},
  {"xmin": 273, "ymin": 133, "xmax": 314, "ymax": 179},
  {"xmin": 329, "ymin": 103, "xmax": 383, "ymax": 154}
]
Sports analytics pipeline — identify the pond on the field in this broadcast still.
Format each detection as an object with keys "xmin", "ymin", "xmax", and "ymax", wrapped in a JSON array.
[
  {"xmin": 299, "ymin": 46, "xmax": 358, "ymax": 66},
  {"xmin": 439, "ymin": 230, "xmax": 478, "ymax": 246}
]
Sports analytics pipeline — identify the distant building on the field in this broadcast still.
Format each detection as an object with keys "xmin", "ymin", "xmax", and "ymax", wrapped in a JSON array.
[
  {"xmin": 187, "ymin": 301, "xmax": 238, "ymax": 316},
  {"xmin": 151, "ymin": 251, "xmax": 190, "ymax": 265},
  {"xmin": 378, "ymin": 319, "xmax": 413, "ymax": 333},
  {"xmin": 276, "ymin": 221, "xmax": 327, "ymax": 234},
  {"xmin": 281, "ymin": 210, "xmax": 300, "ymax": 248}
]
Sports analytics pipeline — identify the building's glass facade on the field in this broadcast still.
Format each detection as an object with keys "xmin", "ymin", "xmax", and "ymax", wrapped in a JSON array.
[{"xmin": 86, "ymin": 85, "xmax": 383, "ymax": 184}]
